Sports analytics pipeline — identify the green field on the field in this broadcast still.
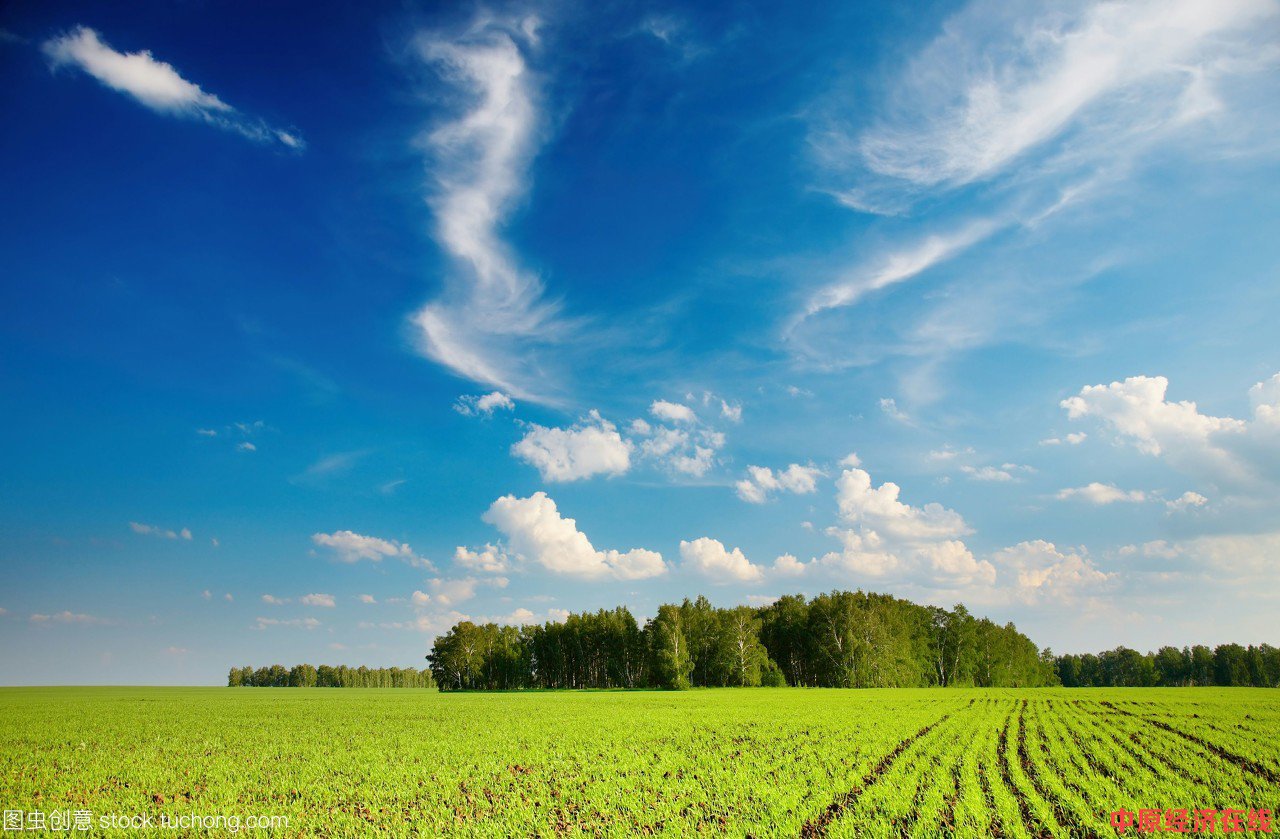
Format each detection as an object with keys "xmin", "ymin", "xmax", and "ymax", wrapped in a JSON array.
[{"xmin": 2, "ymin": 688, "xmax": 1277, "ymax": 837}]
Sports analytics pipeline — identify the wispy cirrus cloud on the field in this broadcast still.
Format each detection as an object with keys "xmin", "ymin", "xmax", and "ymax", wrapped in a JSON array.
[
  {"xmin": 850, "ymin": 0, "xmax": 1278, "ymax": 189},
  {"xmin": 42, "ymin": 26, "xmax": 303, "ymax": 149},
  {"xmin": 793, "ymin": 0, "xmax": 1280, "ymax": 370},
  {"xmin": 410, "ymin": 15, "xmax": 565, "ymax": 402}
]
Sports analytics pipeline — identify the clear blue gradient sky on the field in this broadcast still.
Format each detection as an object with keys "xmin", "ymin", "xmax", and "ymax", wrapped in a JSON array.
[{"xmin": 2, "ymin": 0, "xmax": 1278, "ymax": 684}]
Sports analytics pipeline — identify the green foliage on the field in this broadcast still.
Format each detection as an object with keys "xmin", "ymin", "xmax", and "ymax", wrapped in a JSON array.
[
  {"xmin": 427, "ymin": 590, "xmax": 1056, "ymax": 692},
  {"xmin": 1056, "ymin": 644, "xmax": 1280, "ymax": 687},
  {"xmin": 229, "ymin": 664, "xmax": 433, "ymax": 688}
]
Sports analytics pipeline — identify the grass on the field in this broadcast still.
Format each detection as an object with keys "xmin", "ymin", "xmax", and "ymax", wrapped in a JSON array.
[{"xmin": 1, "ymin": 687, "xmax": 1277, "ymax": 836}]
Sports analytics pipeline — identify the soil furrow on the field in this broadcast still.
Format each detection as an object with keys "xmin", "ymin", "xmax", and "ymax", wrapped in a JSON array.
[
  {"xmin": 797, "ymin": 713, "xmax": 953, "ymax": 838},
  {"xmin": 1099, "ymin": 701, "xmax": 1280, "ymax": 785}
]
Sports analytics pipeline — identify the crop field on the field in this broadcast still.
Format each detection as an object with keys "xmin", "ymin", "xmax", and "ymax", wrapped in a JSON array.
[{"xmin": 1, "ymin": 688, "xmax": 1277, "ymax": 837}]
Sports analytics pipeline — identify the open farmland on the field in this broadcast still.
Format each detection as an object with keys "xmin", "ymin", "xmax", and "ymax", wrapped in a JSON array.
[{"xmin": 2, "ymin": 688, "xmax": 1277, "ymax": 837}]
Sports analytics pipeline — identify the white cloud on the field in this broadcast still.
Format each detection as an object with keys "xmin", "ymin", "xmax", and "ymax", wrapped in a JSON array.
[
  {"xmin": 261, "ymin": 595, "xmax": 287, "ymax": 605},
  {"xmin": 772, "ymin": 553, "xmax": 810, "ymax": 577},
  {"xmin": 1166, "ymin": 491, "xmax": 1209, "ymax": 512},
  {"xmin": 650, "ymin": 400, "xmax": 696, "ymax": 423},
  {"xmin": 311, "ymin": 530, "xmax": 433, "ymax": 569},
  {"xmin": 411, "ymin": 576, "xmax": 505, "ymax": 608},
  {"xmin": 454, "ymin": 391, "xmax": 515, "ymax": 416},
  {"xmin": 237, "ymin": 442, "xmax": 257, "ymax": 452},
  {"xmin": 453, "ymin": 543, "xmax": 510, "ymax": 574},
  {"xmin": 877, "ymin": 397, "xmax": 912, "ymax": 424},
  {"xmin": 129, "ymin": 521, "xmax": 192, "ymax": 541},
  {"xmin": 720, "ymin": 401, "xmax": 742, "ymax": 423},
  {"xmin": 808, "ymin": 462, "xmax": 991, "ymax": 586},
  {"xmin": 511, "ymin": 411, "xmax": 632, "ymax": 482},
  {"xmin": 735, "ymin": 464, "xmax": 823, "ymax": 503},
  {"xmin": 918, "ymin": 540, "xmax": 996, "ymax": 586},
  {"xmin": 960, "ymin": 465, "xmax": 1013, "ymax": 482},
  {"xmin": 409, "ymin": 16, "xmax": 561, "ymax": 400},
  {"xmin": 253, "ymin": 617, "xmax": 321, "ymax": 630},
  {"xmin": 30, "ymin": 611, "xmax": 107, "ymax": 625},
  {"xmin": 300, "ymin": 593, "xmax": 335, "ymax": 608},
  {"xmin": 481, "ymin": 492, "xmax": 666, "ymax": 580},
  {"xmin": 1056, "ymin": 483, "xmax": 1147, "ymax": 504},
  {"xmin": 201, "ymin": 590, "xmax": 212, "ymax": 601},
  {"xmin": 818, "ymin": 527, "xmax": 902, "ymax": 577},
  {"xmin": 927, "ymin": 446, "xmax": 973, "ymax": 461},
  {"xmin": 835, "ymin": 466, "xmax": 970, "ymax": 542},
  {"xmin": 679, "ymin": 537, "xmax": 765, "ymax": 583},
  {"xmin": 1040, "ymin": 432, "xmax": 1088, "ymax": 446},
  {"xmin": 1062, "ymin": 373, "xmax": 1280, "ymax": 489},
  {"xmin": 851, "ymin": 0, "xmax": 1277, "ymax": 188},
  {"xmin": 196, "ymin": 428, "xmax": 218, "ymax": 437},
  {"xmin": 42, "ymin": 26, "xmax": 302, "ymax": 148},
  {"xmin": 631, "ymin": 413, "xmax": 726, "ymax": 479},
  {"xmin": 806, "ymin": 219, "xmax": 1002, "ymax": 316},
  {"xmin": 358, "ymin": 594, "xmax": 377, "ymax": 604},
  {"xmin": 993, "ymin": 540, "xmax": 1111, "ymax": 603}
]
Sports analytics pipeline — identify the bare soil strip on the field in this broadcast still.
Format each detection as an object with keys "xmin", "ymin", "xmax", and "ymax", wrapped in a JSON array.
[{"xmin": 797, "ymin": 713, "xmax": 953, "ymax": 838}]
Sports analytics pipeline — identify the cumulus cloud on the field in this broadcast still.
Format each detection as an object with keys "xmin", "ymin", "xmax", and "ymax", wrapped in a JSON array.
[
  {"xmin": 650, "ymin": 400, "xmax": 696, "ymax": 424},
  {"xmin": 454, "ymin": 391, "xmax": 515, "ymax": 416},
  {"xmin": 1166, "ymin": 491, "xmax": 1209, "ymax": 512},
  {"xmin": 835, "ymin": 465, "xmax": 970, "ymax": 542},
  {"xmin": 311, "ymin": 530, "xmax": 433, "ymax": 569},
  {"xmin": 410, "ymin": 16, "xmax": 563, "ymax": 400},
  {"xmin": 480, "ymin": 492, "xmax": 666, "ymax": 580},
  {"xmin": 511, "ymin": 411, "xmax": 632, "ymax": 481},
  {"xmin": 735, "ymin": 464, "xmax": 823, "ymax": 503},
  {"xmin": 993, "ymin": 540, "xmax": 1111, "ymax": 603},
  {"xmin": 1062, "ymin": 373, "xmax": 1280, "ymax": 489},
  {"xmin": 720, "ymin": 401, "xmax": 742, "ymax": 423},
  {"xmin": 917, "ymin": 540, "xmax": 996, "ymax": 586},
  {"xmin": 631, "ymin": 406, "xmax": 727, "ymax": 478},
  {"xmin": 129, "ymin": 522, "xmax": 192, "ymax": 541},
  {"xmin": 261, "ymin": 594, "xmax": 287, "ymax": 605},
  {"xmin": 453, "ymin": 543, "xmax": 510, "ymax": 574},
  {"xmin": 358, "ymin": 594, "xmax": 377, "ymax": 604},
  {"xmin": 1056, "ymin": 483, "xmax": 1147, "ymax": 504},
  {"xmin": 411, "ymin": 576, "xmax": 506, "ymax": 608},
  {"xmin": 772, "ymin": 553, "xmax": 809, "ymax": 577},
  {"xmin": 42, "ymin": 26, "xmax": 302, "ymax": 148},
  {"xmin": 679, "ymin": 537, "xmax": 765, "ymax": 583},
  {"xmin": 800, "ymin": 461, "xmax": 995, "ymax": 585},
  {"xmin": 299, "ymin": 593, "xmax": 335, "ymax": 608}
]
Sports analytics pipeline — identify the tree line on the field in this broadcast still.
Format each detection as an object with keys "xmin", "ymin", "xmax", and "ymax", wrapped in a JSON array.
[
  {"xmin": 228, "ymin": 664, "xmax": 435, "ymax": 688},
  {"xmin": 1055, "ymin": 644, "xmax": 1280, "ymax": 687},
  {"xmin": 426, "ymin": 591, "xmax": 1058, "ymax": 691}
]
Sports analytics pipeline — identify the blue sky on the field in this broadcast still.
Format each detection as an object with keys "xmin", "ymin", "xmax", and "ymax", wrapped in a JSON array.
[{"xmin": 2, "ymin": 0, "xmax": 1279, "ymax": 684}]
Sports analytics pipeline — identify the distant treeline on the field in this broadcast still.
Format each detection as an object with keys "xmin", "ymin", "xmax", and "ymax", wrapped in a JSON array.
[
  {"xmin": 228, "ymin": 664, "xmax": 434, "ymax": 688},
  {"xmin": 1055, "ymin": 644, "xmax": 1280, "ymax": 688},
  {"xmin": 427, "ymin": 592, "xmax": 1056, "ymax": 691}
]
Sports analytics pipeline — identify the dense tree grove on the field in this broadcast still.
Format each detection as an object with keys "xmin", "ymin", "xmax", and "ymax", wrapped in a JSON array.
[
  {"xmin": 426, "ymin": 591, "xmax": 1058, "ymax": 691},
  {"xmin": 228, "ymin": 664, "xmax": 434, "ymax": 688},
  {"xmin": 1055, "ymin": 644, "xmax": 1280, "ymax": 687}
]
